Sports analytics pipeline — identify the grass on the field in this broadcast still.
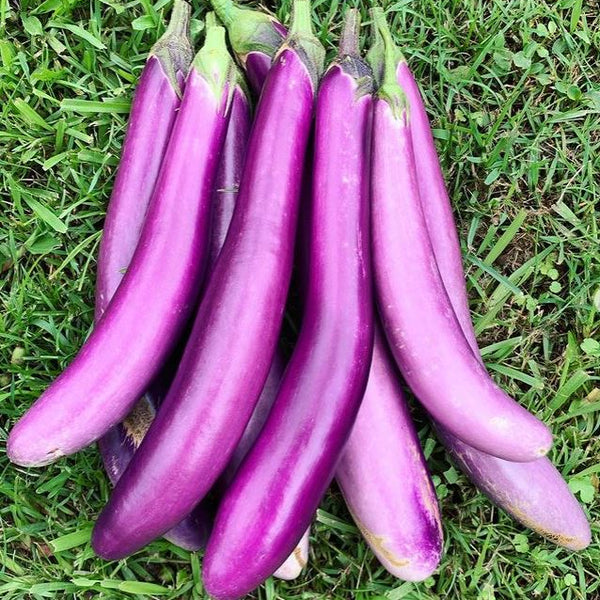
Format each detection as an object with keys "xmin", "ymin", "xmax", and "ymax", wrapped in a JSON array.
[{"xmin": 0, "ymin": 0, "xmax": 599, "ymax": 598}]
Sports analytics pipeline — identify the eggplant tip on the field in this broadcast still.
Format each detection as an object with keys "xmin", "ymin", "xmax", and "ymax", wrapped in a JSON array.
[
  {"xmin": 91, "ymin": 525, "xmax": 127, "ymax": 562},
  {"xmin": 383, "ymin": 556, "xmax": 441, "ymax": 582},
  {"xmin": 6, "ymin": 429, "xmax": 63, "ymax": 467}
]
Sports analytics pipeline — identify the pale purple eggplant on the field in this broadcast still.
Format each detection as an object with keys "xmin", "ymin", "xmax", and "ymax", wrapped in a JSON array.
[
  {"xmin": 336, "ymin": 333, "xmax": 442, "ymax": 582},
  {"xmin": 369, "ymin": 19, "xmax": 552, "ymax": 463},
  {"xmin": 335, "ymin": 18, "xmax": 444, "ymax": 580},
  {"xmin": 437, "ymin": 428, "xmax": 590, "ymax": 549},
  {"xmin": 91, "ymin": 0, "xmax": 322, "ymax": 561},
  {"xmin": 7, "ymin": 19, "xmax": 233, "ymax": 468},
  {"xmin": 203, "ymin": 12, "xmax": 371, "ymax": 598},
  {"xmin": 391, "ymin": 20, "xmax": 589, "ymax": 549},
  {"xmin": 210, "ymin": 0, "xmax": 286, "ymax": 95},
  {"xmin": 95, "ymin": 0, "xmax": 192, "ymax": 318}
]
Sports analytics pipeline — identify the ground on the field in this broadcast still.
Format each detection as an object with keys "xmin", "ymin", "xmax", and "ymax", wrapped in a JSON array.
[{"xmin": 0, "ymin": 0, "xmax": 598, "ymax": 598}]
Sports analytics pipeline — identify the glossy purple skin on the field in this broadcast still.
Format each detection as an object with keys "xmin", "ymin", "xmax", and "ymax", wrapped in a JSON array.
[
  {"xmin": 217, "ymin": 350, "xmax": 310, "ymax": 581},
  {"xmin": 203, "ymin": 64, "xmax": 374, "ymax": 600},
  {"xmin": 245, "ymin": 52, "xmax": 275, "ymax": 97},
  {"xmin": 7, "ymin": 68, "xmax": 228, "ymax": 468},
  {"xmin": 336, "ymin": 328, "xmax": 442, "ymax": 581},
  {"xmin": 371, "ymin": 98, "xmax": 552, "ymax": 463},
  {"xmin": 209, "ymin": 86, "xmax": 252, "ymax": 268},
  {"xmin": 437, "ymin": 428, "xmax": 591, "ymax": 549},
  {"xmin": 95, "ymin": 56, "xmax": 180, "ymax": 319},
  {"xmin": 218, "ymin": 351, "xmax": 285, "ymax": 488},
  {"xmin": 401, "ymin": 64, "xmax": 590, "ymax": 548},
  {"xmin": 92, "ymin": 48, "xmax": 314, "ymax": 561}
]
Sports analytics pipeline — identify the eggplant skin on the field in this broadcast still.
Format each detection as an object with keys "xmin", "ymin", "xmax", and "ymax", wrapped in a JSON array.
[
  {"xmin": 203, "ymin": 61, "xmax": 373, "ymax": 600},
  {"xmin": 371, "ymin": 97, "xmax": 552, "ymax": 463},
  {"xmin": 336, "ymin": 329, "xmax": 443, "ymax": 581},
  {"xmin": 91, "ymin": 46, "xmax": 315, "ymax": 562}
]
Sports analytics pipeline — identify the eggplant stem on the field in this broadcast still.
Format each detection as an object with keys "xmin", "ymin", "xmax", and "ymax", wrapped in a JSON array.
[
  {"xmin": 164, "ymin": 0, "xmax": 191, "ymax": 39},
  {"xmin": 369, "ymin": 7, "xmax": 408, "ymax": 117},
  {"xmin": 209, "ymin": 0, "xmax": 238, "ymax": 28},
  {"xmin": 339, "ymin": 8, "xmax": 360, "ymax": 57},
  {"xmin": 289, "ymin": 0, "xmax": 312, "ymax": 37}
]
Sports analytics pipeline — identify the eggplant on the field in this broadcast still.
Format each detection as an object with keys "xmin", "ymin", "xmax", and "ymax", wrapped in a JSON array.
[
  {"xmin": 7, "ymin": 15, "xmax": 233, "ymax": 468},
  {"xmin": 208, "ymin": 84, "xmax": 253, "ymax": 269},
  {"xmin": 91, "ymin": 0, "xmax": 322, "ymax": 561},
  {"xmin": 392, "ymin": 22, "xmax": 590, "ymax": 549},
  {"xmin": 94, "ymin": 1, "xmax": 206, "ymax": 550},
  {"xmin": 210, "ymin": 0, "xmax": 286, "ymax": 95},
  {"xmin": 437, "ymin": 428, "xmax": 590, "ymax": 549},
  {"xmin": 336, "ymin": 329, "xmax": 443, "ymax": 580},
  {"xmin": 368, "ymin": 16, "xmax": 552, "ymax": 463},
  {"xmin": 203, "ymin": 12, "xmax": 372, "ymax": 598}
]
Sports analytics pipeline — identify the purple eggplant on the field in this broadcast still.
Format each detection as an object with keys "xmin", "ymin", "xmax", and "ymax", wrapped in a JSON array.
[
  {"xmin": 390, "ymin": 16, "xmax": 589, "ymax": 549},
  {"xmin": 203, "ymin": 11, "xmax": 372, "ymax": 598},
  {"xmin": 94, "ymin": 1, "xmax": 203, "ymax": 550},
  {"xmin": 7, "ymin": 15, "xmax": 233, "ymax": 468},
  {"xmin": 210, "ymin": 0, "xmax": 286, "ymax": 95},
  {"xmin": 437, "ymin": 428, "xmax": 590, "ymax": 549},
  {"xmin": 91, "ymin": 0, "xmax": 322, "ymax": 561},
  {"xmin": 95, "ymin": 0, "xmax": 191, "ymax": 319},
  {"xmin": 336, "ymin": 329, "xmax": 443, "ymax": 581},
  {"xmin": 97, "ymin": 72, "xmax": 252, "ymax": 551},
  {"xmin": 368, "ymin": 18, "xmax": 552, "ymax": 463}
]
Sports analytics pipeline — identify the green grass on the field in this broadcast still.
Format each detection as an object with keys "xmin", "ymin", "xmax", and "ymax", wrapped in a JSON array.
[{"xmin": 1, "ymin": 0, "xmax": 599, "ymax": 598}]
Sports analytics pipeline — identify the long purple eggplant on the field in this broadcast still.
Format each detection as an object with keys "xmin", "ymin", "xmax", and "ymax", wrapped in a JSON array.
[
  {"xmin": 7, "ymin": 16, "xmax": 232, "ymax": 468},
  {"xmin": 388, "ymin": 13, "xmax": 589, "ymax": 548},
  {"xmin": 336, "ymin": 330, "xmax": 443, "ymax": 580},
  {"xmin": 210, "ymin": 0, "xmax": 286, "ymax": 95},
  {"xmin": 97, "ymin": 66, "xmax": 253, "ymax": 552},
  {"xmin": 208, "ymin": 84, "xmax": 253, "ymax": 269},
  {"xmin": 203, "ymin": 12, "xmax": 372, "ymax": 598},
  {"xmin": 91, "ymin": 0, "xmax": 322, "ymax": 561},
  {"xmin": 369, "ymin": 18, "xmax": 552, "ymax": 463},
  {"xmin": 92, "ymin": 1, "xmax": 206, "ymax": 551}
]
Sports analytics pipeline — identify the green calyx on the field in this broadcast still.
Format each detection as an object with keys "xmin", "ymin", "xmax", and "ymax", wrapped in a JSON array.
[
  {"xmin": 192, "ymin": 12, "xmax": 236, "ymax": 101},
  {"xmin": 367, "ymin": 7, "xmax": 408, "ymax": 119},
  {"xmin": 150, "ymin": 0, "xmax": 193, "ymax": 96},
  {"xmin": 281, "ymin": 0, "xmax": 325, "ymax": 89},
  {"xmin": 210, "ymin": 0, "xmax": 285, "ymax": 62},
  {"xmin": 335, "ymin": 8, "xmax": 373, "ymax": 97}
]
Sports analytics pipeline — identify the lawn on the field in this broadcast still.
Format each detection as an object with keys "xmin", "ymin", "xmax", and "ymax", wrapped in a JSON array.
[{"xmin": 0, "ymin": 0, "xmax": 599, "ymax": 598}]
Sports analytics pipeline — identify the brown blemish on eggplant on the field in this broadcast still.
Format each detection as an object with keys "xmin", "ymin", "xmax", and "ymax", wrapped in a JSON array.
[
  {"xmin": 353, "ymin": 517, "xmax": 409, "ymax": 568},
  {"xmin": 504, "ymin": 505, "xmax": 586, "ymax": 550},
  {"xmin": 122, "ymin": 397, "xmax": 156, "ymax": 448},
  {"xmin": 293, "ymin": 545, "xmax": 307, "ymax": 568}
]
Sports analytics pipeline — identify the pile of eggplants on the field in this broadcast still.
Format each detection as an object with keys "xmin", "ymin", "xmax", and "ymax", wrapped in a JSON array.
[{"xmin": 8, "ymin": 1, "xmax": 591, "ymax": 598}]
